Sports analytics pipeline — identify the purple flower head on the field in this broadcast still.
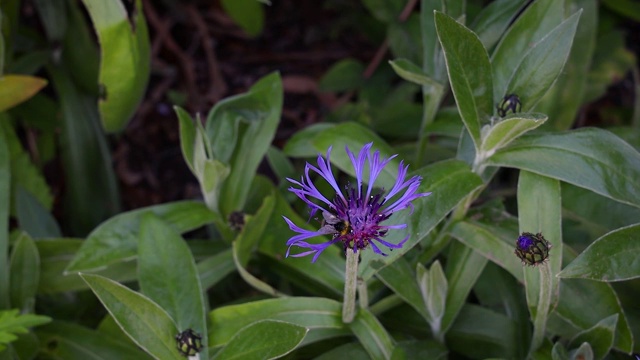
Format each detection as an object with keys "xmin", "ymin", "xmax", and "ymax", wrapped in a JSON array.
[
  {"xmin": 283, "ymin": 143, "xmax": 431, "ymax": 262},
  {"xmin": 515, "ymin": 232, "xmax": 551, "ymax": 266}
]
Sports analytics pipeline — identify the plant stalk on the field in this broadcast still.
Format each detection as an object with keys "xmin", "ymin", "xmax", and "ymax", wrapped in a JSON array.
[
  {"xmin": 342, "ymin": 248, "xmax": 359, "ymax": 323},
  {"xmin": 529, "ymin": 261, "xmax": 552, "ymax": 354}
]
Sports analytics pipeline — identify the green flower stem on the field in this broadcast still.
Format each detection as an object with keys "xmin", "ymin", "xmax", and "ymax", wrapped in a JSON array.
[
  {"xmin": 530, "ymin": 261, "xmax": 552, "ymax": 354},
  {"xmin": 342, "ymin": 248, "xmax": 359, "ymax": 323},
  {"xmin": 357, "ymin": 276, "xmax": 368, "ymax": 309}
]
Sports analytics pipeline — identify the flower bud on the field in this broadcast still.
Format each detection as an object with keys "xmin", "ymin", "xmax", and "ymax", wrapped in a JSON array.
[{"xmin": 515, "ymin": 232, "xmax": 551, "ymax": 266}]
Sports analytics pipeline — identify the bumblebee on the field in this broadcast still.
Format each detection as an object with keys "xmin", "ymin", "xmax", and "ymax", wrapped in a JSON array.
[
  {"xmin": 497, "ymin": 93, "xmax": 522, "ymax": 117},
  {"xmin": 319, "ymin": 211, "xmax": 352, "ymax": 237}
]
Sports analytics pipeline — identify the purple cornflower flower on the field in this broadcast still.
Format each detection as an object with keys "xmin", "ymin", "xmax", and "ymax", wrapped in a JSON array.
[{"xmin": 283, "ymin": 143, "xmax": 431, "ymax": 262}]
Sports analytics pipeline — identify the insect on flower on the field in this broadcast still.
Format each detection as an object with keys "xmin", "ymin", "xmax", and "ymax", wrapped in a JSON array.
[
  {"xmin": 283, "ymin": 143, "xmax": 431, "ymax": 262},
  {"xmin": 497, "ymin": 93, "xmax": 522, "ymax": 117}
]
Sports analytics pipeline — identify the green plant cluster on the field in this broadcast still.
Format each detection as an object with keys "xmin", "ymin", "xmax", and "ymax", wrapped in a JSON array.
[{"xmin": 1, "ymin": 0, "xmax": 640, "ymax": 359}]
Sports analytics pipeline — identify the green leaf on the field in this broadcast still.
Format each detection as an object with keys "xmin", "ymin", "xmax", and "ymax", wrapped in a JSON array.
[
  {"xmin": 389, "ymin": 58, "xmax": 444, "ymax": 90},
  {"xmin": 392, "ymin": 340, "xmax": 448, "ymax": 360},
  {"xmin": 48, "ymin": 66, "xmax": 120, "ymax": 235},
  {"xmin": 567, "ymin": 314, "xmax": 616, "ymax": 360},
  {"xmin": 449, "ymin": 221, "xmax": 524, "ymax": 283},
  {"xmin": 36, "ymin": 321, "xmax": 151, "ymax": 360},
  {"xmin": 9, "ymin": 233, "xmax": 39, "ymax": 312},
  {"xmin": 37, "ymin": 239, "xmax": 137, "ymax": 294},
  {"xmin": 376, "ymin": 258, "xmax": 429, "ymax": 322},
  {"xmin": 561, "ymin": 183, "xmax": 640, "ymax": 239},
  {"xmin": 216, "ymin": 320, "xmax": 307, "ymax": 360},
  {"xmin": 315, "ymin": 343, "xmax": 370, "ymax": 360},
  {"xmin": 487, "ymin": 128, "xmax": 640, "ymax": 209},
  {"xmin": 441, "ymin": 241, "xmax": 488, "ymax": 333},
  {"xmin": 66, "ymin": 201, "xmax": 214, "ymax": 273},
  {"xmin": 0, "ymin": 124, "xmax": 10, "ymax": 308},
  {"xmin": 33, "ymin": 0, "xmax": 66, "ymax": 41},
  {"xmin": 569, "ymin": 343, "xmax": 593, "ymax": 360},
  {"xmin": 471, "ymin": 0, "xmax": 527, "ymax": 50},
  {"xmin": 360, "ymin": 159, "xmax": 484, "ymax": 280},
  {"xmin": 318, "ymin": 59, "xmax": 364, "ymax": 92},
  {"xmin": 349, "ymin": 308, "xmax": 395, "ymax": 360},
  {"xmin": 283, "ymin": 123, "xmax": 336, "ymax": 158},
  {"xmin": 63, "ymin": 0, "xmax": 100, "ymax": 94},
  {"xmin": 491, "ymin": 0, "xmax": 564, "ymax": 101},
  {"xmin": 388, "ymin": 15, "xmax": 422, "ymax": 65},
  {"xmin": 0, "ymin": 75, "xmax": 47, "ymax": 112},
  {"xmin": 504, "ymin": 11, "xmax": 582, "ymax": 112},
  {"xmin": 417, "ymin": 260, "xmax": 447, "ymax": 340},
  {"xmin": 0, "ymin": 120, "xmax": 53, "ymax": 217},
  {"xmin": 435, "ymin": 11, "xmax": 493, "ymax": 151},
  {"xmin": 550, "ymin": 277, "xmax": 633, "ymax": 353},
  {"xmin": 602, "ymin": 0, "xmax": 640, "ymax": 21},
  {"xmin": 138, "ymin": 214, "xmax": 208, "ymax": 359},
  {"xmin": 221, "ymin": 0, "xmax": 264, "ymax": 37},
  {"xmin": 80, "ymin": 0, "xmax": 150, "ymax": 132},
  {"xmin": 209, "ymin": 297, "xmax": 348, "ymax": 348},
  {"xmin": 535, "ymin": 0, "xmax": 597, "ymax": 130},
  {"xmin": 208, "ymin": 72, "xmax": 283, "ymax": 216},
  {"xmin": 80, "ymin": 273, "xmax": 182, "ymax": 360},
  {"xmin": 446, "ymin": 304, "xmax": 517, "ymax": 359},
  {"xmin": 0, "ymin": 309, "xmax": 50, "ymax": 352},
  {"xmin": 15, "ymin": 186, "xmax": 61, "ymax": 238},
  {"xmin": 479, "ymin": 113, "xmax": 548, "ymax": 160},
  {"xmin": 558, "ymin": 223, "xmax": 640, "ymax": 281},
  {"xmin": 197, "ymin": 249, "xmax": 235, "ymax": 291}
]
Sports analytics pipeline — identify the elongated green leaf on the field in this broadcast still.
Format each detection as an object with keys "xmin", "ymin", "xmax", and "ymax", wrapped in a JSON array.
[
  {"xmin": 0, "ymin": 123, "xmax": 9, "ymax": 309},
  {"xmin": 568, "ymin": 314, "xmax": 616, "ymax": 360},
  {"xmin": 479, "ymin": 113, "xmax": 548, "ymax": 158},
  {"xmin": 33, "ymin": 0, "xmax": 66, "ymax": 41},
  {"xmin": 441, "ymin": 242, "xmax": 488, "ymax": 333},
  {"xmin": 315, "ymin": 343, "xmax": 370, "ymax": 360},
  {"xmin": 37, "ymin": 239, "xmax": 137, "ymax": 294},
  {"xmin": 63, "ymin": 0, "xmax": 99, "ymax": 94},
  {"xmin": 376, "ymin": 258, "xmax": 429, "ymax": 321},
  {"xmin": 138, "ymin": 214, "xmax": 208, "ymax": 359},
  {"xmin": 197, "ymin": 249, "xmax": 235, "ymax": 291},
  {"xmin": 0, "ymin": 75, "xmax": 47, "ymax": 111},
  {"xmin": 446, "ymin": 304, "xmax": 517, "ymax": 359},
  {"xmin": 9, "ymin": 233, "xmax": 39, "ymax": 312},
  {"xmin": 449, "ymin": 221, "xmax": 523, "ymax": 283},
  {"xmin": 216, "ymin": 320, "xmax": 306, "ymax": 360},
  {"xmin": 360, "ymin": 160, "xmax": 484, "ymax": 280},
  {"xmin": 36, "ymin": 321, "xmax": 151, "ymax": 360},
  {"xmin": 209, "ymin": 297, "xmax": 348, "ymax": 348},
  {"xmin": 174, "ymin": 106, "xmax": 198, "ymax": 174},
  {"xmin": 471, "ymin": 0, "xmax": 527, "ymax": 50},
  {"xmin": 389, "ymin": 58, "xmax": 444, "ymax": 89},
  {"xmin": 15, "ymin": 186, "xmax": 61, "ymax": 238},
  {"xmin": 283, "ymin": 123, "xmax": 335, "ymax": 158},
  {"xmin": 551, "ymin": 278, "xmax": 633, "ymax": 353},
  {"xmin": 518, "ymin": 171, "xmax": 562, "ymax": 314},
  {"xmin": 211, "ymin": 72, "xmax": 282, "ymax": 216},
  {"xmin": 349, "ymin": 308, "xmax": 395, "ymax": 360},
  {"xmin": 418, "ymin": 261, "xmax": 447, "ymax": 340},
  {"xmin": 561, "ymin": 183, "xmax": 640, "ymax": 239},
  {"xmin": 80, "ymin": 0, "xmax": 150, "ymax": 132},
  {"xmin": 318, "ymin": 59, "xmax": 364, "ymax": 92},
  {"xmin": 535, "ymin": 0, "xmax": 597, "ymax": 130},
  {"xmin": 66, "ymin": 201, "xmax": 214, "ymax": 273},
  {"xmin": 505, "ymin": 11, "xmax": 582, "ymax": 112},
  {"xmin": 435, "ymin": 11, "xmax": 493, "ymax": 150},
  {"xmin": 80, "ymin": 273, "xmax": 182, "ymax": 360},
  {"xmin": 491, "ymin": 0, "xmax": 564, "ymax": 101},
  {"xmin": 48, "ymin": 66, "xmax": 120, "ymax": 235},
  {"xmin": 392, "ymin": 340, "xmax": 448, "ymax": 360},
  {"xmin": 487, "ymin": 128, "xmax": 640, "ymax": 209},
  {"xmin": 558, "ymin": 223, "xmax": 640, "ymax": 281}
]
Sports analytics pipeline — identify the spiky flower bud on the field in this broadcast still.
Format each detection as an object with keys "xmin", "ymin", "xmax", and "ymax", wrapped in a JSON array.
[
  {"xmin": 515, "ymin": 232, "xmax": 551, "ymax": 266},
  {"xmin": 175, "ymin": 329, "xmax": 203, "ymax": 357}
]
